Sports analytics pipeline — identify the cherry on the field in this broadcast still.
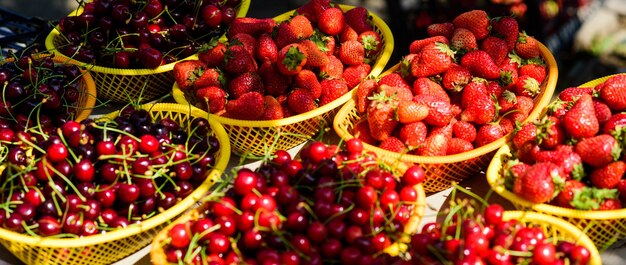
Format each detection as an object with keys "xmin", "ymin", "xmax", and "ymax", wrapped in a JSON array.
[
  {"xmin": 570, "ymin": 245, "xmax": 591, "ymax": 265},
  {"xmin": 484, "ymin": 204, "xmax": 504, "ymax": 226},
  {"xmin": 157, "ymin": 192, "xmax": 176, "ymax": 210},
  {"xmin": 74, "ymin": 159, "xmax": 95, "ymax": 182},
  {"xmin": 356, "ymin": 185, "xmax": 378, "ymax": 209},
  {"xmin": 96, "ymin": 186, "xmax": 117, "ymax": 208},
  {"xmin": 139, "ymin": 47, "xmax": 163, "ymax": 68},
  {"xmin": 63, "ymin": 212, "xmax": 84, "ymax": 235},
  {"xmin": 202, "ymin": 5, "xmax": 222, "ymax": 28},
  {"xmin": 117, "ymin": 183, "xmax": 140, "ymax": 204},
  {"xmin": 533, "ymin": 242, "xmax": 556, "ymax": 265},
  {"xmin": 241, "ymin": 229, "xmax": 263, "ymax": 250},
  {"xmin": 38, "ymin": 216, "xmax": 61, "ymax": 236},
  {"xmin": 220, "ymin": 6, "xmax": 236, "ymax": 25},
  {"xmin": 4, "ymin": 213, "xmax": 24, "ymax": 233},
  {"xmin": 169, "ymin": 223, "xmax": 191, "ymax": 249},
  {"xmin": 234, "ymin": 169, "xmax": 258, "ymax": 196},
  {"xmin": 208, "ymin": 232, "xmax": 230, "ymax": 254}
]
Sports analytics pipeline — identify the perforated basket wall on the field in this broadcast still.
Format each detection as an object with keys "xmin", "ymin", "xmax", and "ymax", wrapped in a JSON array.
[
  {"xmin": 44, "ymin": 1, "xmax": 250, "ymax": 104},
  {"xmin": 172, "ymin": 4, "xmax": 394, "ymax": 156},
  {"xmin": 0, "ymin": 103, "xmax": 230, "ymax": 265},
  {"xmin": 333, "ymin": 40, "xmax": 558, "ymax": 194}
]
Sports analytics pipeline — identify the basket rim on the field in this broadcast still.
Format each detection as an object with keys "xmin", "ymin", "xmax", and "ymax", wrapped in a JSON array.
[
  {"xmin": 43, "ymin": 0, "xmax": 250, "ymax": 75},
  {"xmin": 0, "ymin": 103, "xmax": 231, "ymax": 248},
  {"xmin": 502, "ymin": 211, "xmax": 602, "ymax": 265},
  {"xmin": 171, "ymin": 4, "xmax": 394, "ymax": 127},
  {"xmin": 333, "ymin": 39, "xmax": 557, "ymax": 164}
]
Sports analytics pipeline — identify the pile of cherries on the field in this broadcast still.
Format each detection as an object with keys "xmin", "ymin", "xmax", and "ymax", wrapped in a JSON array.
[
  {"xmin": 159, "ymin": 139, "xmax": 425, "ymax": 264},
  {"xmin": 0, "ymin": 106, "xmax": 220, "ymax": 237},
  {"xmin": 56, "ymin": 0, "xmax": 242, "ymax": 68},
  {"xmin": 0, "ymin": 54, "xmax": 87, "ymax": 130}
]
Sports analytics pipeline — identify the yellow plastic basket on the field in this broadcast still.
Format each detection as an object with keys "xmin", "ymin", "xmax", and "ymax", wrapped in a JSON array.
[
  {"xmin": 0, "ymin": 103, "xmax": 230, "ymax": 265},
  {"xmin": 334, "ymin": 40, "xmax": 557, "ymax": 194},
  {"xmin": 44, "ymin": 1, "xmax": 250, "ymax": 104},
  {"xmin": 1, "ymin": 54, "xmax": 96, "ymax": 121},
  {"xmin": 502, "ymin": 211, "xmax": 602, "ymax": 265},
  {"xmin": 487, "ymin": 73, "xmax": 626, "ymax": 249},
  {"xmin": 172, "ymin": 4, "xmax": 394, "ymax": 156}
]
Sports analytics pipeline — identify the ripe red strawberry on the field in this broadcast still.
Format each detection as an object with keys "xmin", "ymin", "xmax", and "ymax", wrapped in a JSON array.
[
  {"xmin": 563, "ymin": 94, "xmax": 599, "ymax": 139},
  {"xmin": 413, "ymin": 94, "xmax": 454, "ymax": 127},
  {"xmin": 195, "ymin": 86, "xmax": 227, "ymax": 114},
  {"xmin": 230, "ymin": 33, "xmax": 257, "ymax": 57},
  {"xmin": 427, "ymin": 22, "xmax": 454, "ymax": 39},
  {"xmin": 475, "ymin": 124, "xmax": 504, "ymax": 147},
  {"xmin": 558, "ymin": 87, "xmax": 593, "ymax": 102},
  {"xmin": 590, "ymin": 161, "xmax": 625, "ymax": 189},
  {"xmin": 399, "ymin": 121, "xmax": 428, "ymax": 148},
  {"xmin": 460, "ymin": 94, "xmax": 496, "ymax": 125},
  {"xmin": 194, "ymin": 67, "xmax": 224, "ymax": 89},
  {"xmin": 594, "ymin": 100, "xmax": 612, "ymax": 125},
  {"xmin": 198, "ymin": 40, "xmax": 226, "ymax": 68},
  {"xmin": 555, "ymin": 145, "xmax": 584, "ymax": 179},
  {"xmin": 499, "ymin": 61, "xmax": 519, "ymax": 90},
  {"xmin": 296, "ymin": 0, "xmax": 331, "ymax": 23},
  {"xmin": 553, "ymin": 180, "xmax": 586, "ymax": 208},
  {"xmin": 294, "ymin": 70, "xmax": 321, "ymax": 99},
  {"xmin": 299, "ymin": 39, "xmax": 329, "ymax": 68},
  {"xmin": 513, "ymin": 95, "xmax": 534, "ymax": 117},
  {"xmin": 450, "ymin": 28, "xmax": 478, "ymax": 52},
  {"xmin": 356, "ymin": 78, "xmax": 378, "ymax": 114},
  {"xmin": 228, "ymin": 72, "xmax": 264, "ymax": 99},
  {"xmin": 320, "ymin": 55, "xmax": 344, "ymax": 79},
  {"xmin": 513, "ymin": 123, "xmax": 538, "ymax": 149},
  {"xmin": 599, "ymin": 198, "xmax": 622, "ymax": 210},
  {"xmin": 513, "ymin": 75, "xmax": 541, "ymax": 97},
  {"xmin": 225, "ymin": 91, "xmax": 265, "ymax": 120},
  {"xmin": 397, "ymin": 100, "xmax": 429, "ymax": 124},
  {"xmin": 519, "ymin": 61, "xmax": 547, "ymax": 85},
  {"xmin": 408, "ymin": 36, "xmax": 449, "ymax": 54},
  {"xmin": 603, "ymin": 113, "xmax": 626, "ymax": 135},
  {"xmin": 575, "ymin": 134, "xmax": 620, "ymax": 167},
  {"xmin": 453, "ymin": 10, "xmax": 490, "ymax": 40},
  {"xmin": 275, "ymin": 15, "xmax": 314, "ymax": 48},
  {"xmin": 536, "ymin": 116, "xmax": 565, "ymax": 149},
  {"xmin": 378, "ymin": 73, "xmax": 411, "ymax": 91},
  {"xmin": 288, "ymin": 88, "xmax": 317, "ymax": 114},
  {"xmin": 319, "ymin": 78, "xmax": 349, "ymax": 106},
  {"xmin": 447, "ymin": 138, "xmax": 474, "ymax": 155},
  {"xmin": 412, "ymin": 77, "xmax": 450, "ymax": 102},
  {"xmin": 343, "ymin": 63, "xmax": 371, "ymax": 89},
  {"xmin": 442, "ymin": 65, "xmax": 471, "ymax": 92},
  {"xmin": 379, "ymin": 84, "xmax": 413, "ymax": 102},
  {"xmin": 259, "ymin": 61, "xmax": 292, "ymax": 97},
  {"xmin": 260, "ymin": 95, "xmax": 284, "ymax": 120},
  {"xmin": 277, "ymin": 44, "xmax": 308, "ymax": 75},
  {"xmin": 358, "ymin": 31, "xmax": 382, "ymax": 57},
  {"xmin": 339, "ymin": 40, "xmax": 366, "ymax": 66},
  {"xmin": 480, "ymin": 36, "xmax": 508, "ymax": 65},
  {"xmin": 228, "ymin": 17, "xmax": 276, "ymax": 38},
  {"xmin": 515, "ymin": 32, "xmax": 540, "ymax": 59},
  {"xmin": 600, "ymin": 74, "xmax": 626, "ymax": 111},
  {"xmin": 411, "ymin": 42, "xmax": 455, "ymax": 78},
  {"xmin": 173, "ymin": 60, "xmax": 207, "ymax": 90},
  {"xmin": 461, "ymin": 78, "xmax": 488, "ymax": 108},
  {"xmin": 491, "ymin": 16, "xmax": 519, "ymax": 52},
  {"xmin": 344, "ymin": 7, "xmax": 373, "ymax": 34},
  {"xmin": 339, "ymin": 25, "xmax": 359, "ymax": 43},
  {"xmin": 460, "ymin": 50, "xmax": 500, "ymax": 80},
  {"xmin": 379, "ymin": 137, "xmax": 406, "ymax": 153},
  {"xmin": 513, "ymin": 162, "xmax": 560, "ymax": 203},
  {"xmin": 452, "ymin": 121, "xmax": 477, "ymax": 143},
  {"xmin": 487, "ymin": 80, "xmax": 504, "ymax": 99},
  {"xmin": 224, "ymin": 45, "xmax": 258, "ymax": 75},
  {"xmin": 352, "ymin": 119, "xmax": 377, "ymax": 145},
  {"xmin": 497, "ymin": 90, "xmax": 517, "ymax": 114},
  {"xmin": 416, "ymin": 133, "xmax": 449, "ymax": 156},
  {"xmin": 318, "ymin": 7, "xmax": 344, "ymax": 36},
  {"xmin": 256, "ymin": 33, "xmax": 278, "ymax": 62},
  {"xmin": 367, "ymin": 92, "xmax": 399, "ymax": 141}
]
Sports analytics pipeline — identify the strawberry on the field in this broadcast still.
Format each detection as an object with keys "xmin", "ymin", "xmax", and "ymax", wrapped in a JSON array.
[
  {"xmin": 499, "ymin": 61, "xmax": 519, "ymax": 90},
  {"xmin": 519, "ymin": 61, "xmax": 547, "ymax": 85},
  {"xmin": 412, "ymin": 77, "xmax": 450, "ymax": 102},
  {"xmin": 379, "ymin": 84, "xmax": 413, "ymax": 102},
  {"xmin": 397, "ymin": 100, "xmax": 429, "ymax": 124},
  {"xmin": 513, "ymin": 123, "xmax": 538, "ymax": 149},
  {"xmin": 352, "ymin": 119, "xmax": 377, "ymax": 145},
  {"xmin": 408, "ymin": 36, "xmax": 449, "ymax": 54},
  {"xmin": 594, "ymin": 100, "xmax": 612, "ymax": 125},
  {"xmin": 413, "ymin": 94, "xmax": 454, "ymax": 126},
  {"xmin": 430, "ymin": 120, "xmax": 455, "ymax": 139},
  {"xmin": 600, "ymin": 74, "xmax": 626, "ymax": 111},
  {"xmin": 319, "ymin": 79, "xmax": 349, "ymax": 106},
  {"xmin": 461, "ymin": 78, "xmax": 488, "ymax": 108},
  {"xmin": 339, "ymin": 25, "xmax": 359, "ymax": 43},
  {"xmin": 259, "ymin": 61, "xmax": 292, "ymax": 97},
  {"xmin": 410, "ymin": 42, "xmax": 455, "ymax": 78},
  {"xmin": 599, "ymin": 198, "xmax": 622, "ymax": 210},
  {"xmin": 318, "ymin": 7, "xmax": 345, "ymax": 36},
  {"xmin": 320, "ymin": 55, "xmax": 344, "ymax": 79},
  {"xmin": 277, "ymin": 44, "xmax": 308, "ymax": 75},
  {"xmin": 356, "ymin": 78, "xmax": 378, "ymax": 113},
  {"xmin": 563, "ymin": 94, "xmax": 599, "ymax": 139},
  {"xmin": 343, "ymin": 63, "xmax": 371, "ymax": 89},
  {"xmin": 288, "ymin": 88, "xmax": 317, "ymax": 114},
  {"xmin": 549, "ymin": 146, "xmax": 584, "ymax": 179},
  {"xmin": 490, "ymin": 16, "xmax": 519, "ymax": 52},
  {"xmin": 224, "ymin": 45, "xmax": 258, "ymax": 75},
  {"xmin": 603, "ymin": 113, "xmax": 626, "ymax": 135},
  {"xmin": 511, "ymin": 95, "xmax": 534, "ymax": 123},
  {"xmin": 378, "ymin": 73, "xmax": 411, "ymax": 91},
  {"xmin": 475, "ymin": 124, "xmax": 504, "ymax": 147},
  {"xmin": 344, "ymin": 7, "xmax": 373, "ymax": 34},
  {"xmin": 460, "ymin": 50, "xmax": 500, "ymax": 80},
  {"xmin": 399, "ymin": 121, "xmax": 428, "ymax": 148},
  {"xmin": 460, "ymin": 94, "xmax": 496, "ymax": 125},
  {"xmin": 294, "ymin": 70, "xmax": 321, "ymax": 99},
  {"xmin": 497, "ymin": 90, "xmax": 517, "ymax": 114},
  {"xmin": 195, "ymin": 67, "xmax": 225, "ymax": 89},
  {"xmin": 590, "ymin": 161, "xmax": 625, "ymax": 189},
  {"xmin": 228, "ymin": 72, "xmax": 264, "ymax": 99},
  {"xmin": 558, "ymin": 87, "xmax": 593, "ymax": 102},
  {"xmin": 256, "ymin": 33, "xmax": 278, "ymax": 62},
  {"xmin": 379, "ymin": 137, "xmax": 406, "ymax": 153},
  {"xmin": 487, "ymin": 80, "xmax": 504, "ymax": 99},
  {"xmin": 447, "ymin": 138, "xmax": 474, "ymax": 155},
  {"xmin": 339, "ymin": 40, "xmax": 366, "ymax": 66},
  {"xmin": 513, "ymin": 75, "xmax": 541, "ymax": 97},
  {"xmin": 195, "ymin": 86, "xmax": 227, "ymax": 114},
  {"xmin": 275, "ymin": 15, "xmax": 314, "ymax": 48},
  {"xmin": 503, "ymin": 161, "xmax": 531, "ymax": 190},
  {"xmin": 442, "ymin": 65, "xmax": 471, "ymax": 92},
  {"xmin": 299, "ymin": 39, "xmax": 329, "ymax": 68},
  {"xmin": 453, "ymin": 10, "xmax": 490, "ymax": 40},
  {"xmin": 260, "ymin": 95, "xmax": 284, "ymax": 120},
  {"xmin": 513, "ymin": 162, "xmax": 560, "ymax": 203},
  {"xmin": 367, "ymin": 91, "xmax": 399, "ymax": 141},
  {"xmin": 230, "ymin": 33, "xmax": 257, "ymax": 57},
  {"xmin": 296, "ymin": 0, "xmax": 331, "ymax": 23},
  {"xmin": 416, "ymin": 133, "xmax": 449, "ymax": 156},
  {"xmin": 228, "ymin": 17, "xmax": 276, "ymax": 38},
  {"xmin": 450, "ymin": 28, "xmax": 478, "ymax": 52},
  {"xmin": 427, "ymin": 22, "xmax": 454, "ymax": 39},
  {"xmin": 358, "ymin": 31, "xmax": 383, "ymax": 57},
  {"xmin": 515, "ymin": 32, "xmax": 540, "ymax": 59},
  {"xmin": 225, "ymin": 91, "xmax": 265, "ymax": 120},
  {"xmin": 553, "ymin": 180, "xmax": 586, "ymax": 208},
  {"xmin": 575, "ymin": 134, "xmax": 621, "ymax": 167},
  {"xmin": 198, "ymin": 40, "xmax": 226, "ymax": 68},
  {"xmin": 452, "ymin": 121, "xmax": 477, "ymax": 143},
  {"xmin": 480, "ymin": 36, "xmax": 508, "ymax": 65},
  {"xmin": 536, "ymin": 116, "xmax": 565, "ymax": 149},
  {"xmin": 173, "ymin": 60, "xmax": 207, "ymax": 90}
]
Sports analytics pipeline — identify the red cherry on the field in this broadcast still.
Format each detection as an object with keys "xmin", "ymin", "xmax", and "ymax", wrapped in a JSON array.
[
  {"xmin": 202, "ymin": 5, "xmax": 222, "ymax": 28},
  {"xmin": 192, "ymin": 218, "xmax": 215, "ymax": 243},
  {"xmin": 306, "ymin": 141, "xmax": 329, "ymax": 163},
  {"xmin": 533, "ymin": 243, "xmax": 557, "ymax": 265},
  {"xmin": 569, "ymin": 245, "xmax": 591, "ymax": 265},
  {"xmin": 96, "ymin": 141, "xmax": 117, "ymax": 156},
  {"xmin": 234, "ymin": 169, "xmax": 258, "ymax": 196},
  {"xmin": 272, "ymin": 150, "xmax": 291, "ymax": 165},
  {"xmin": 484, "ymin": 204, "xmax": 504, "ymax": 226},
  {"xmin": 207, "ymin": 233, "xmax": 230, "ymax": 254},
  {"xmin": 46, "ymin": 143, "xmax": 68, "ymax": 163},
  {"xmin": 356, "ymin": 185, "xmax": 378, "ymax": 209},
  {"xmin": 117, "ymin": 183, "xmax": 140, "ymax": 204},
  {"xmin": 74, "ymin": 159, "xmax": 95, "ymax": 182},
  {"xmin": 402, "ymin": 165, "xmax": 425, "ymax": 186},
  {"xmin": 346, "ymin": 138, "xmax": 364, "ymax": 154},
  {"xmin": 139, "ymin": 134, "xmax": 159, "ymax": 153},
  {"xmin": 168, "ymin": 223, "xmax": 191, "ymax": 249}
]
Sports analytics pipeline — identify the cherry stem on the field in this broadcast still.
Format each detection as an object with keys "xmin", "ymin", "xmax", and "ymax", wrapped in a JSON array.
[
  {"xmin": 184, "ymin": 224, "xmax": 221, "ymax": 261},
  {"xmin": 56, "ymin": 128, "xmax": 80, "ymax": 163},
  {"xmin": 324, "ymin": 203, "xmax": 354, "ymax": 225},
  {"xmin": 21, "ymin": 221, "xmax": 39, "ymax": 237},
  {"xmin": 16, "ymin": 133, "xmax": 45, "ymax": 155},
  {"xmin": 90, "ymin": 122, "xmax": 141, "ymax": 142},
  {"xmin": 45, "ymin": 160, "xmax": 86, "ymax": 201}
]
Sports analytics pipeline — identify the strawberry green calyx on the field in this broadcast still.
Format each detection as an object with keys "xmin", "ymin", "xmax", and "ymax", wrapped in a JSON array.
[
  {"xmin": 523, "ymin": 77, "xmax": 541, "ymax": 96},
  {"xmin": 198, "ymin": 37, "xmax": 221, "ymax": 52},
  {"xmin": 435, "ymin": 42, "xmax": 456, "ymax": 58},
  {"xmin": 188, "ymin": 67, "xmax": 205, "ymax": 83},
  {"xmin": 360, "ymin": 35, "xmax": 380, "ymax": 52},
  {"xmin": 508, "ymin": 52, "xmax": 523, "ymax": 65},
  {"xmin": 525, "ymin": 57, "xmax": 546, "ymax": 66},
  {"xmin": 517, "ymin": 31, "xmax": 529, "ymax": 44},
  {"xmin": 570, "ymin": 187, "xmax": 619, "ymax": 210},
  {"xmin": 399, "ymin": 56, "xmax": 412, "ymax": 78},
  {"xmin": 571, "ymin": 163, "xmax": 586, "ymax": 181},
  {"xmin": 500, "ymin": 70, "xmax": 515, "ymax": 86},
  {"xmin": 283, "ymin": 46, "xmax": 306, "ymax": 71},
  {"xmin": 310, "ymin": 32, "xmax": 330, "ymax": 52}
]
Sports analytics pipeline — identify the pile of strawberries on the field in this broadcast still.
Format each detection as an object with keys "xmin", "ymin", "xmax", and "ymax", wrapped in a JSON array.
[
  {"xmin": 352, "ymin": 10, "xmax": 548, "ymax": 156},
  {"xmin": 503, "ymin": 74, "xmax": 626, "ymax": 210},
  {"xmin": 173, "ymin": 0, "xmax": 384, "ymax": 120}
]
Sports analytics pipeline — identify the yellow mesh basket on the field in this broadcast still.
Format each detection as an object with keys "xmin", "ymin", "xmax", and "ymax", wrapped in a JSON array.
[
  {"xmin": 486, "ymin": 73, "xmax": 626, "ymax": 249},
  {"xmin": 44, "ymin": 1, "xmax": 250, "ymax": 104},
  {"xmin": 334, "ymin": 40, "xmax": 558, "ymax": 194},
  {"xmin": 502, "ymin": 211, "xmax": 602, "ymax": 265},
  {"xmin": 172, "ymin": 4, "xmax": 394, "ymax": 156},
  {"xmin": 0, "ymin": 103, "xmax": 230, "ymax": 265},
  {"xmin": 0, "ymin": 54, "xmax": 97, "ymax": 121}
]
